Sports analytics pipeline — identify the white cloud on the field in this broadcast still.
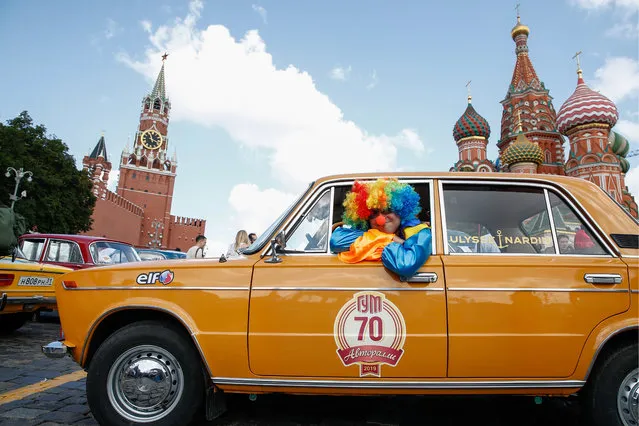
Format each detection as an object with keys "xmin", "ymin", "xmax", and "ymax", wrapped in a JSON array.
[
  {"xmin": 252, "ymin": 4, "xmax": 267, "ymax": 24},
  {"xmin": 329, "ymin": 65, "xmax": 352, "ymax": 81},
  {"xmin": 592, "ymin": 57, "xmax": 639, "ymax": 102},
  {"xmin": 204, "ymin": 184, "xmax": 297, "ymax": 257},
  {"xmin": 107, "ymin": 169, "xmax": 119, "ymax": 192},
  {"xmin": 625, "ymin": 166, "xmax": 639, "ymax": 198},
  {"xmin": 605, "ymin": 20, "xmax": 639, "ymax": 37},
  {"xmin": 118, "ymin": 0, "xmax": 425, "ymax": 192},
  {"xmin": 104, "ymin": 18, "xmax": 122, "ymax": 40},
  {"xmin": 366, "ymin": 70, "xmax": 379, "ymax": 90},
  {"xmin": 616, "ymin": 119, "xmax": 639, "ymax": 142},
  {"xmin": 570, "ymin": 0, "xmax": 639, "ymax": 9},
  {"xmin": 140, "ymin": 20, "xmax": 153, "ymax": 34}
]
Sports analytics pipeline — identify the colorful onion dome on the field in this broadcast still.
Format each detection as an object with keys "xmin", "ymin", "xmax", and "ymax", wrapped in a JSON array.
[
  {"xmin": 557, "ymin": 71, "xmax": 618, "ymax": 134},
  {"xmin": 608, "ymin": 131, "xmax": 630, "ymax": 157},
  {"xmin": 501, "ymin": 133, "xmax": 543, "ymax": 166},
  {"xmin": 511, "ymin": 15, "xmax": 530, "ymax": 40},
  {"xmin": 453, "ymin": 97, "xmax": 491, "ymax": 142},
  {"xmin": 619, "ymin": 157, "xmax": 630, "ymax": 174}
]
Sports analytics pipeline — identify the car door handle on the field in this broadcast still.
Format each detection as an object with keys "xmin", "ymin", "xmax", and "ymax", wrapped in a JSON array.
[
  {"xmin": 584, "ymin": 274, "xmax": 622, "ymax": 285},
  {"xmin": 402, "ymin": 272, "xmax": 438, "ymax": 283}
]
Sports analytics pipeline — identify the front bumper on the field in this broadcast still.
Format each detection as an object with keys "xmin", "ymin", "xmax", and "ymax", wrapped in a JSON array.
[
  {"xmin": 0, "ymin": 293, "xmax": 56, "ymax": 312},
  {"xmin": 42, "ymin": 341, "xmax": 70, "ymax": 359}
]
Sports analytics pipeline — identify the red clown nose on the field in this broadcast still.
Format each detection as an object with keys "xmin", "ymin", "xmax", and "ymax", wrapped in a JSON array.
[{"xmin": 375, "ymin": 215, "xmax": 386, "ymax": 226}]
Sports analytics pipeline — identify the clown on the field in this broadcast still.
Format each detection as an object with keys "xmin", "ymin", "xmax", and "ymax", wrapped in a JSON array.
[{"xmin": 330, "ymin": 178, "xmax": 432, "ymax": 278}]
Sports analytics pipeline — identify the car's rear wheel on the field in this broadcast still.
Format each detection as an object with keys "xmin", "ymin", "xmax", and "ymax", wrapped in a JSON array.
[
  {"xmin": 0, "ymin": 313, "xmax": 31, "ymax": 334},
  {"xmin": 582, "ymin": 343, "xmax": 639, "ymax": 426},
  {"xmin": 86, "ymin": 321, "xmax": 205, "ymax": 426}
]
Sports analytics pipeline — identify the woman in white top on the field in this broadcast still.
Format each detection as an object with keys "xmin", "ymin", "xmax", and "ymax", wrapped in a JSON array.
[{"xmin": 226, "ymin": 230, "xmax": 250, "ymax": 257}]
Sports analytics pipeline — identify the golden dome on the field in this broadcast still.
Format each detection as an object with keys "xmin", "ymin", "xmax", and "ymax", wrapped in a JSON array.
[{"xmin": 511, "ymin": 16, "xmax": 530, "ymax": 39}]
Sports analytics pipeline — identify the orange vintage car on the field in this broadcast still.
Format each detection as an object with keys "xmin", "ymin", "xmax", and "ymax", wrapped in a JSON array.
[
  {"xmin": 1, "ymin": 252, "xmax": 71, "ymax": 333},
  {"xmin": 42, "ymin": 173, "xmax": 638, "ymax": 426}
]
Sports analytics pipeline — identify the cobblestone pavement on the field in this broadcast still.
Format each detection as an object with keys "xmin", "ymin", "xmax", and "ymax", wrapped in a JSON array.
[{"xmin": 0, "ymin": 319, "xmax": 584, "ymax": 425}]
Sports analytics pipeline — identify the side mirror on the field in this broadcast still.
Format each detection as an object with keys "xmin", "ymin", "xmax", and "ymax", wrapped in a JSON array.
[
  {"xmin": 11, "ymin": 247, "xmax": 18, "ymax": 263},
  {"xmin": 264, "ymin": 231, "xmax": 286, "ymax": 264}
]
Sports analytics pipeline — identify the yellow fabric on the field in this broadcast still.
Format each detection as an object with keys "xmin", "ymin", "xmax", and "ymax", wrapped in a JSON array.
[
  {"xmin": 404, "ymin": 223, "xmax": 430, "ymax": 239},
  {"xmin": 337, "ymin": 229, "xmax": 394, "ymax": 264}
]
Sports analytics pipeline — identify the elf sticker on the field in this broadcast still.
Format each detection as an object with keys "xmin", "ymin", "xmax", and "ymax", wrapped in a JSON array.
[{"xmin": 334, "ymin": 291, "xmax": 406, "ymax": 377}]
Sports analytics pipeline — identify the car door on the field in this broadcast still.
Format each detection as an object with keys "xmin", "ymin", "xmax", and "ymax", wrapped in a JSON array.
[
  {"xmin": 439, "ymin": 180, "xmax": 629, "ymax": 378},
  {"xmin": 43, "ymin": 239, "xmax": 85, "ymax": 269},
  {"xmin": 248, "ymin": 180, "xmax": 448, "ymax": 379}
]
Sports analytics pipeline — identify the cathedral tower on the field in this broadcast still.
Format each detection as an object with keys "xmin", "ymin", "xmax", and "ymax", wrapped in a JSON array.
[
  {"xmin": 556, "ymin": 56, "xmax": 625, "ymax": 204},
  {"xmin": 450, "ymin": 86, "xmax": 495, "ymax": 172},
  {"xmin": 116, "ymin": 54, "xmax": 178, "ymax": 248},
  {"xmin": 82, "ymin": 134, "xmax": 111, "ymax": 200},
  {"xmin": 498, "ymin": 10, "xmax": 565, "ymax": 174}
]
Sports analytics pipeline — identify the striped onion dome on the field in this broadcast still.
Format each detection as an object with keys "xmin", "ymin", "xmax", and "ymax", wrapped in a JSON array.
[
  {"xmin": 501, "ymin": 132, "xmax": 543, "ymax": 166},
  {"xmin": 608, "ymin": 131, "xmax": 630, "ymax": 157},
  {"xmin": 453, "ymin": 97, "xmax": 491, "ymax": 142},
  {"xmin": 557, "ymin": 72, "xmax": 618, "ymax": 134}
]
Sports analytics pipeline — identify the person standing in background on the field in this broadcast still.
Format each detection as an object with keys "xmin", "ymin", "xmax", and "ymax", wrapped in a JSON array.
[{"xmin": 186, "ymin": 235, "xmax": 207, "ymax": 259}]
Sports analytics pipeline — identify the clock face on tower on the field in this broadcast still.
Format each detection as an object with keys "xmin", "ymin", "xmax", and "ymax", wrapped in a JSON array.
[{"xmin": 141, "ymin": 129, "xmax": 163, "ymax": 150}]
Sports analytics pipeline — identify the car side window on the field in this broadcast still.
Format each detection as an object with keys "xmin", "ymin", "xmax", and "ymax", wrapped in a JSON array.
[
  {"xmin": 20, "ymin": 239, "xmax": 46, "ymax": 261},
  {"xmin": 45, "ymin": 240, "xmax": 84, "ymax": 264},
  {"xmin": 286, "ymin": 190, "xmax": 331, "ymax": 252},
  {"xmin": 547, "ymin": 192, "xmax": 607, "ymax": 255},
  {"xmin": 443, "ymin": 184, "xmax": 555, "ymax": 255}
]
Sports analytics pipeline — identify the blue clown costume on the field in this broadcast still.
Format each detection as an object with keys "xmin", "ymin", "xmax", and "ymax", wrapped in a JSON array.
[{"xmin": 329, "ymin": 178, "xmax": 432, "ymax": 279}]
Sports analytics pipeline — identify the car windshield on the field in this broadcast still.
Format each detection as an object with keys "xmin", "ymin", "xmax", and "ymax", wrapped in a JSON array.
[
  {"xmin": 242, "ymin": 182, "xmax": 313, "ymax": 255},
  {"xmin": 90, "ymin": 241, "xmax": 141, "ymax": 265}
]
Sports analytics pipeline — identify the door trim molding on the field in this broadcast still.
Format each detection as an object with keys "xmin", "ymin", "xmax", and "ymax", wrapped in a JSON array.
[
  {"xmin": 447, "ymin": 287, "xmax": 627, "ymax": 293},
  {"xmin": 211, "ymin": 376, "xmax": 585, "ymax": 389}
]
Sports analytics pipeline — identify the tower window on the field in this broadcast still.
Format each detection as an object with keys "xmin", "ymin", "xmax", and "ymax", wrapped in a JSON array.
[
  {"xmin": 132, "ymin": 172, "xmax": 136, "ymax": 179},
  {"xmin": 154, "ymin": 99, "xmax": 161, "ymax": 110},
  {"xmin": 146, "ymin": 175, "xmax": 150, "ymax": 181},
  {"xmin": 144, "ymin": 190, "xmax": 148, "ymax": 192}
]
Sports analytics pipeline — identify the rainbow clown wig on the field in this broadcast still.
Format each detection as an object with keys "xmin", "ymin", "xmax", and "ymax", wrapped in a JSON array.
[{"xmin": 342, "ymin": 178, "xmax": 422, "ymax": 230}]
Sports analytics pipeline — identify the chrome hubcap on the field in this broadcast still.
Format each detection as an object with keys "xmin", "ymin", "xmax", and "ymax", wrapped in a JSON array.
[
  {"xmin": 107, "ymin": 345, "xmax": 184, "ymax": 423},
  {"xmin": 618, "ymin": 368, "xmax": 639, "ymax": 426}
]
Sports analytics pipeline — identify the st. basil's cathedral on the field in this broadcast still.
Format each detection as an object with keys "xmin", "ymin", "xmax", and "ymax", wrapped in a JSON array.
[{"xmin": 450, "ymin": 13, "xmax": 637, "ymax": 218}]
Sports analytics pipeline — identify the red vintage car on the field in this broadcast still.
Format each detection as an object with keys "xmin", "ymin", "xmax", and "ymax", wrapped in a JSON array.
[{"xmin": 18, "ymin": 234, "xmax": 141, "ymax": 270}]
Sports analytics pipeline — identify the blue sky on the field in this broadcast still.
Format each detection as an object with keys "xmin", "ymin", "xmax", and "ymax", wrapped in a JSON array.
[{"xmin": 1, "ymin": 0, "xmax": 638, "ymax": 255}]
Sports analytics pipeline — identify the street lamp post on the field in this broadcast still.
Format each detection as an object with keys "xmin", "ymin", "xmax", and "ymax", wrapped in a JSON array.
[
  {"xmin": 5, "ymin": 167, "xmax": 33, "ymax": 210},
  {"xmin": 147, "ymin": 220, "xmax": 164, "ymax": 248}
]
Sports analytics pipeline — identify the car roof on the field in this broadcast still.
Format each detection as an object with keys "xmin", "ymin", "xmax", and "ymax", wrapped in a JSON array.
[{"xmin": 18, "ymin": 233, "xmax": 130, "ymax": 245}]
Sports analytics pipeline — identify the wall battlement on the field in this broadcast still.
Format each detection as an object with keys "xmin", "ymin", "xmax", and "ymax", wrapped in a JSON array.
[
  {"xmin": 104, "ymin": 190, "xmax": 144, "ymax": 216},
  {"xmin": 169, "ymin": 215, "xmax": 206, "ymax": 227}
]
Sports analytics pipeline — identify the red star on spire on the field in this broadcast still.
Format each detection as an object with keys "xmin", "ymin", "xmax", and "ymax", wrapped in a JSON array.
[{"xmin": 162, "ymin": 52, "xmax": 169, "ymax": 62}]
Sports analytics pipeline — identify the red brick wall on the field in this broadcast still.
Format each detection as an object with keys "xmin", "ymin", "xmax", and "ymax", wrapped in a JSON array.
[
  {"xmin": 82, "ymin": 193, "xmax": 144, "ymax": 245},
  {"xmin": 168, "ymin": 216, "xmax": 207, "ymax": 252}
]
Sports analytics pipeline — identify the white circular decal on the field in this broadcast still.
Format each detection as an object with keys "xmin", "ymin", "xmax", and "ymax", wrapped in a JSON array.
[{"xmin": 334, "ymin": 291, "xmax": 406, "ymax": 377}]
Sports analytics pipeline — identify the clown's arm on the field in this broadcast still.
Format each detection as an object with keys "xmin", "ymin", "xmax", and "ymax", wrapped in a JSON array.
[
  {"xmin": 381, "ymin": 228, "xmax": 432, "ymax": 278},
  {"xmin": 329, "ymin": 226, "xmax": 364, "ymax": 253}
]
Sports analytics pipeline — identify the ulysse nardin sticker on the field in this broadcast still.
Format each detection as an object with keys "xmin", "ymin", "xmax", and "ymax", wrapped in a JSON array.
[
  {"xmin": 136, "ymin": 270, "xmax": 174, "ymax": 285},
  {"xmin": 334, "ymin": 291, "xmax": 406, "ymax": 377}
]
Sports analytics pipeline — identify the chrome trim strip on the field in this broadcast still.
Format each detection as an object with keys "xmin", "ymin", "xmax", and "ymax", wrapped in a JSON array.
[
  {"xmin": 5, "ymin": 296, "xmax": 56, "ymax": 304},
  {"xmin": 438, "ymin": 180, "xmax": 449, "ymax": 255},
  {"xmin": 63, "ymin": 285, "xmax": 248, "ymax": 291},
  {"xmin": 631, "ymin": 290, "xmax": 639, "ymax": 294},
  {"xmin": 428, "ymin": 180, "xmax": 437, "ymax": 255},
  {"xmin": 211, "ymin": 377, "xmax": 585, "ymax": 389},
  {"xmin": 583, "ymin": 325, "xmax": 639, "ymax": 382},
  {"xmin": 253, "ymin": 287, "xmax": 444, "ymax": 292},
  {"xmin": 544, "ymin": 189, "xmax": 560, "ymax": 255},
  {"xmin": 80, "ymin": 305, "xmax": 213, "ymax": 377},
  {"xmin": 584, "ymin": 273, "xmax": 623, "ymax": 285},
  {"xmin": 447, "ymin": 287, "xmax": 628, "ymax": 293}
]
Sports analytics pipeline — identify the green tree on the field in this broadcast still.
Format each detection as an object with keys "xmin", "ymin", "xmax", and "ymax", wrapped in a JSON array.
[{"xmin": 0, "ymin": 111, "xmax": 96, "ymax": 233}]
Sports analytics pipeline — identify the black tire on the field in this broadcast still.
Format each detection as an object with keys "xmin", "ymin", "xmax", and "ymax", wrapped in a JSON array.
[
  {"xmin": 86, "ymin": 321, "xmax": 205, "ymax": 426},
  {"xmin": 0, "ymin": 313, "xmax": 30, "ymax": 334},
  {"xmin": 581, "ymin": 343, "xmax": 639, "ymax": 426}
]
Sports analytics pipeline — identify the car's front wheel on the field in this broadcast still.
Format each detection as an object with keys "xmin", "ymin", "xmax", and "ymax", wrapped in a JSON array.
[
  {"xmin": 582, "ymin": 343, "xmax": 638, "ymax": 426},
  {"xmin": 86, "ymin": 321, "xmax": 205, "ymax": 426}
]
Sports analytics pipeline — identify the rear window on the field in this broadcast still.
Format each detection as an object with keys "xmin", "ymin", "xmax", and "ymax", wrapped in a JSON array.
[
  {"xmin": 19, "ymin": 239, "xmax": 46, "ymax": 261},
  {"xmin": 90, "ymin": 241, "xmax": 141, "ymax": 265}
]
